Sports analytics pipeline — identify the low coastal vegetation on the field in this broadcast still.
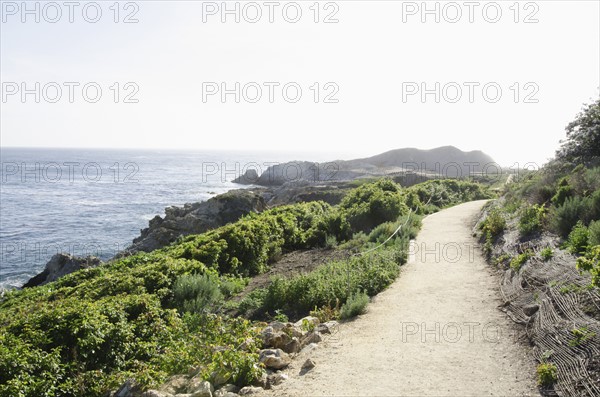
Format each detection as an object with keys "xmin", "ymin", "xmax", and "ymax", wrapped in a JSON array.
[
  {"xmin": 477, "ymin": 98, "xmax": 600, "ymax": 394},
  {"xmin": 0, "ymin": 177, "xmax": 491, "ymax": 396}
]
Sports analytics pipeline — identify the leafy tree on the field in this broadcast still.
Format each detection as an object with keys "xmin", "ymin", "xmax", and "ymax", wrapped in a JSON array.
[{"xmin": 556, "ymin": 98, "xmax": 600, "ymax": 167}]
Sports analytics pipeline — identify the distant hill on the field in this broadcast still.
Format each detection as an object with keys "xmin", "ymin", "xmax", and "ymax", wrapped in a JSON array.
[
  {"xmin": 348, "ymin": 146, "xmax": 495, "ymax": 172},
  {"xmin": 233, "ymin": 146, "xmax": 497, "ymax": 186}
]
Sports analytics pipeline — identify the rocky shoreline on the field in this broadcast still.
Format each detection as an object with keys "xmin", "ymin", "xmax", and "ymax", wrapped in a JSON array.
[{"xmin": 22, "ymin": 181, "xmax": 359, "ymax": 287}]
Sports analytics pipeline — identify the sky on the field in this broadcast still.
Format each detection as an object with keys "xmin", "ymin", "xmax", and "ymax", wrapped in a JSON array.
[{"xmin": 1, "ymin": 0, "xmax": 599, "ymax": 167}]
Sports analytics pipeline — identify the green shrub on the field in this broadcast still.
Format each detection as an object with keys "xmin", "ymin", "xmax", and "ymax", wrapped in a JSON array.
[
  {"xmin": 540, "ymin": 247, "xmax": 554, "ymax": 261},
  {"xmin": 219, "ymin": 276, "xmax": 248, "ymax": 299},
  {"xmin": 584, "ymin": 167, "xmax": 600, "ymax": 192},
  {"xmin": 368, "ymin": 221, "xmax": 397, "ymax": 243},
  {"xmin": 173, "ymin": 273, "xmax": 224, "ymax": 314},
  {"xmin": 340, "ymin": 179, "xmax": 408, "ymax": 233},
  {"xmin": 309, "ymin": 303, "xmax": 340, "ymax": 322},
  {"xmin": 519, "ymin": 204, "xmax": 546, "ymax": 237},
  {"xmin": 339, "ymin": 291, "xmax": 369, "ymax": 320},
  {"xmin": 237, "ymin": 289, "xmax": 267, "ymax": 316},
  {"xmin": 272, "ymin": 309, "xmax": 289, "ymax": 323},
  {"xmin": 566, "ymin": 221, "xmax": 589, "ymax": 255},
  {"xmin": 577, "ymin": 245, "xmax": 600, "ymax": 287},
  {"xmin": 586, "ymin": 189, "xmax": 600, "ymax": 222},
  {"xmin": 510, "ymin": 251, "xmax": 532, "ymax": 271},
  {"xmin": 550, "ymin": 196, "xmax": 591, "ymax": 238},
  {"xmin": 589, "ymin": 220, "xmax": 600, "ymax": 246},
  {"xmin": 551, "ymin": 182, "xmax": 572, "ymax": 207},
  {"xmin": 536, "ymin": 362, "xmax": 557, "ymax": 387},
  {"xmin": 533, "ymin": 184, "xmax": 556, "ymax": 205},
  {"xmin": 480, "ymin": 207, "xmax": 506, "ymax": 238},
  {"xmin": 569, "ymin": 327, "xmax": 596, "ymax": 347},
  {"xmin": 324, "ymin": 234, "xmax": 339, "ymax": 249}
]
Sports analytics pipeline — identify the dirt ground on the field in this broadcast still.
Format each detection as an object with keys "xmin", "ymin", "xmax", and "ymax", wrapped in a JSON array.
[{"xmin": 256, "ymin": 200, "xmax": 539, "ymax": 396}]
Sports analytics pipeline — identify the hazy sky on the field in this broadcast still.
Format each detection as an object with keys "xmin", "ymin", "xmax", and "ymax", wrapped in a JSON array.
[{"xmin": 1, "ymin": 0, "xmax": 599, "ymax": 166}]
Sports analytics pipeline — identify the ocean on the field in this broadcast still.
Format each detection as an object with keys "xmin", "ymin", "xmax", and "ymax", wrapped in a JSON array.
[{"xmin": 0, "ymin": 147, "xmax": 336, "ymax": 290}]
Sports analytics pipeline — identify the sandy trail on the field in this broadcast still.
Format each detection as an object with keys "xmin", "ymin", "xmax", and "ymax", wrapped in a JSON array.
[{"xmin": 257, "ymin": 200, "xmax": 538, "ymax": 397}]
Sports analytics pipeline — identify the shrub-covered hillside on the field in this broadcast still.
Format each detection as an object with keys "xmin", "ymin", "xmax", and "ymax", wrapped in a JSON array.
[
  {"xmin": 0, "ymin": 178, "xmax": 491, "ymax": 397},
  {"xmin": 477, "ymin": 98, "xmax": 600, "ymax": 396}
]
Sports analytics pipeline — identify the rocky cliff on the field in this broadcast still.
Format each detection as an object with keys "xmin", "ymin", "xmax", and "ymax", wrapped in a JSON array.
[{"xmin": 126, "ymin": 189, "xmax": 267, "ymax": 254}]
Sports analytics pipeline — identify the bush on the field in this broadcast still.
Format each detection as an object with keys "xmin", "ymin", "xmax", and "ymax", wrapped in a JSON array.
[
  {"xmin": 550, "ymin": 196, "xmax": 591, "ymax": 238},
  {"xmin": 339, "ymin": 291, "xmax": 369, "ymax": 320},
  {"xmin": 368, "ymin": 221, "xmax": 398, "ymax": 243},
  {"xmin": 340, "ymin": 179, "xmax": 408, "ymax": 233},
  {"xmin": 219, "ymin": 276, "xmax": 248, "ymax": 299},
  {"xmin": 173, "ymin": 273, "xmax": 224, "ymax": 314},
  {"xmin": 310, "ymin": 303, "xmax": 340, "ymax": 322},
  {"xmin": 586, "ymin": 189, "xmax": 600, "ymax": 222},
  {"xmin": 510, "ymin": 251, "xmax": 532, "ymax": 271},
  {"xmin": 237, "ymin": 289, "xmax": 267, "ymax": 316},
  {"xmin": 566, "ymin": 221, "xmax": 589, "ymax": 255},
  {"xmin": 536, "ymin": 363, "xmax": 558, "ymax": 387},
  {"xmin": 480, "ymin": 207, "xmax": 506, "ymax": 238},
  {"xmin": 589, "ymin": 220, "xmax": 600, "ymax": 246},
  {"xmin": 577, "ymin": 245, "xmax": 600, "ymax": 287},
  {"xmin": 519, "ymin": 204, "xmax": 546, "ymax": 237},
  {"xmin": 551, "ymin": 180, "xmax": 572, "ymax": 207},
  {"xmin": 540, "ymin": 247, "xmax": 554, "ymax": 261},
  {"xmin": 584, "ymin": 167, "xmax": 600, "ymax": 192}
]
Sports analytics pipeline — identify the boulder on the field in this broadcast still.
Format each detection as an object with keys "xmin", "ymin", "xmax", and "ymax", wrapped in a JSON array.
[
  {"xmin": 283, "ymin": 323, "xmax": 305, "ymax": 339},
  {"xmin": 238, "ymin": 386, "xmax": 264, "ymax": 395},
  {"xmin": 214, "ymin": 384, "xmax": 239, "ymax": 396},
  {"xmin": 301, "ymin": 331, "xmax": 322, "ymax": 348},
  {"xmin": 232, "ymin": 169, "xmax": 260, "ymax": 185},
  {"xmin": 259, "ymin": 349, "xmax": 292, "ymax": 370},
  {"xmin": 316, "ymin": 321, "xmax": 339, "ymax": 335},
  {"xmin": 159, "ymin": 375, "xmax": 189, "ymax": 395},
  {"xmin": 187, "ymin": 378, "xmax": 213, "ymax": 396},
  {"xmin": 282, "ymin": 337, "xmax": 301, "ymax": 354},
  {"xmin": 113, "ymin": 379, "xmax": 141, "ymax": 397},
  {"xmin": 142, "ymin": 391, "xmax": 173, "ymax": 397},
  {"xmin": 23, "ymin": 253, "xmax": 101, "ymax": 288},
  {"xmin": 214, "ymin": 392, "xmax": 238, "ymax": 397},
  {"xmin": 294, "ymin": 316, "xmax": 320, "ymax": 331},
  {"xmin": 523, "ymin": 304, "xmax": 540, "ymax": 316},
  {"xmin": 209, "ymin": 369, "xmax": 231, "ymax": 388},
  {"xmin": 299, "ymin": 343, "xmax": 319, "ymax": 355},
  {"xmin": 302, "ymin": 358, "xmax": 316, "ymax": 371},
  {"xmin": 267, "ymin": 372, "xmax": 288, "ymax": 386},
  {"xmin": 260, "ymin": 326, "xmax": 292, "ymax": 350},
  {"xmin": 251, "ymin": 371, "xmax": 268, "ymax": 389}
]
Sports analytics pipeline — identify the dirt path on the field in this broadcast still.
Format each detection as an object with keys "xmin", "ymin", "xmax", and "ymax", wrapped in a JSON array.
[{"xmin": 257, "ymin": 200, "xmax": 538, "ymax": 396}]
